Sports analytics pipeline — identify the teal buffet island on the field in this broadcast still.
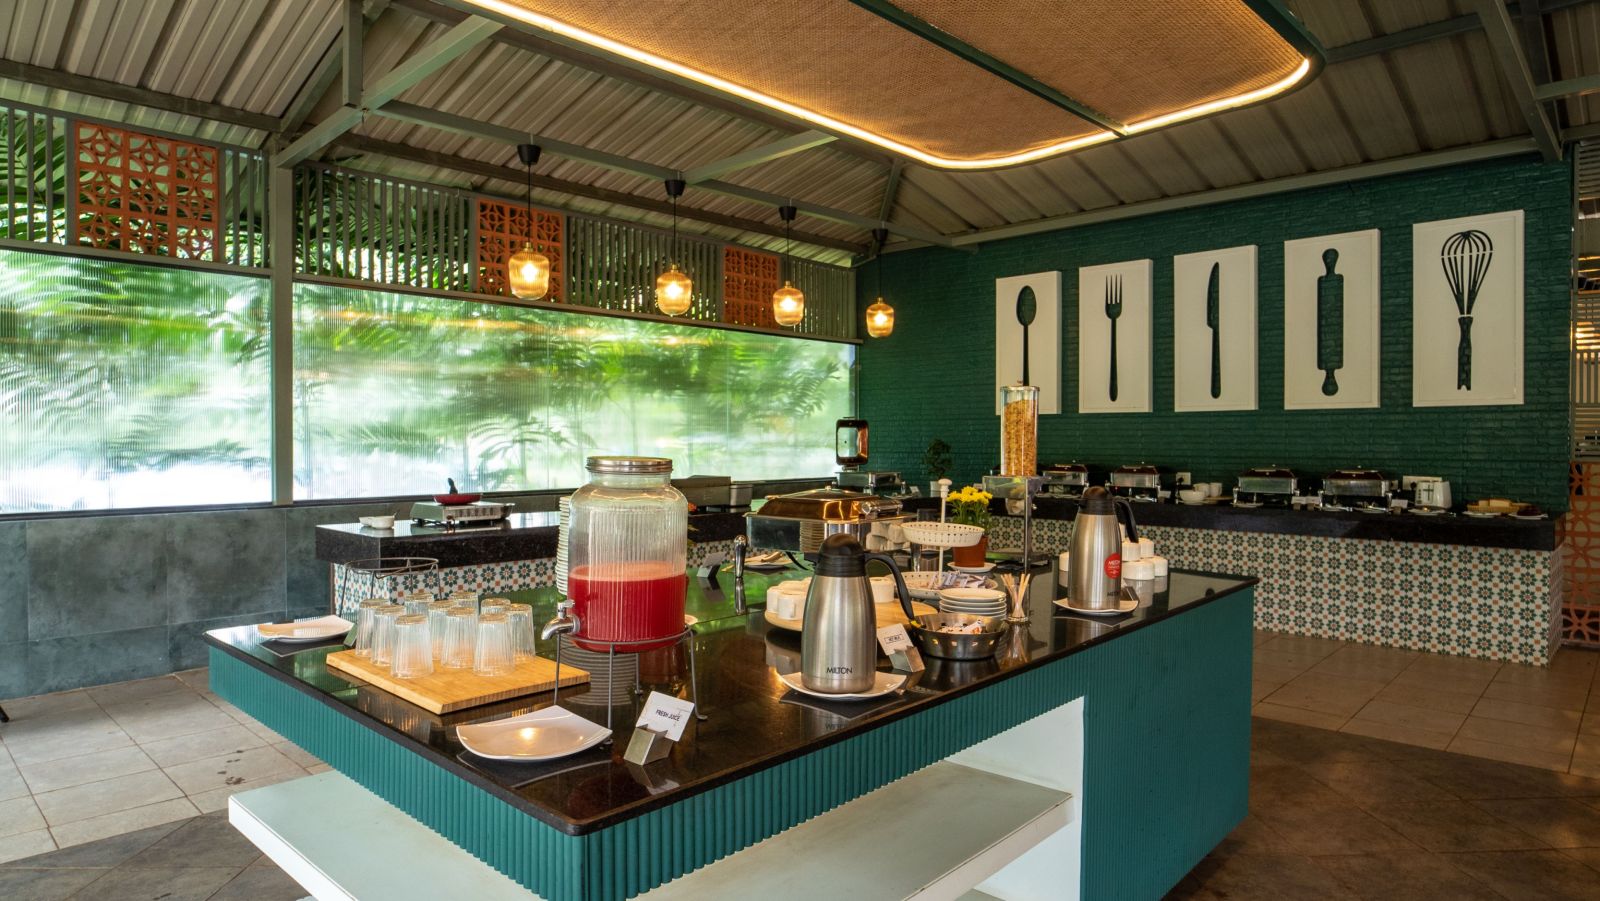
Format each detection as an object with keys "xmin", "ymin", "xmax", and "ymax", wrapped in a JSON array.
[{"xmin": 206, "ymin": 567, "xmax": 1257, "ymax": 900}]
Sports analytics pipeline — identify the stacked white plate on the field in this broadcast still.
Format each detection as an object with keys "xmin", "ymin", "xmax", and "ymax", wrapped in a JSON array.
[
  {"xmin": 556, "ymin": 496, "xmax": 571, "ymax": 595},
  {"xmin": 936, "ymin": 587, "xmax": 1008, "ymax": 618}
]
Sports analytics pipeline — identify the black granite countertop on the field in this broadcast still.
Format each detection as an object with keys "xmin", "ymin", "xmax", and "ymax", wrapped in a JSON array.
[
  {"xmin": 903, "ymin": 496, "xmax": 1558, "ymax": 551},
  {"xmin": 315, "ymin": 511, "xmax": 751, "ymax": 568},
  {"xmin": 205, "ymin": 564, "xmax": 1255, "ymax": 835}
]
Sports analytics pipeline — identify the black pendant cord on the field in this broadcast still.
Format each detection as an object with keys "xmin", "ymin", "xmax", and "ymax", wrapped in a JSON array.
[{"xmin": 515, "ymin": 142, "xmax": 541, "ymax": 245}]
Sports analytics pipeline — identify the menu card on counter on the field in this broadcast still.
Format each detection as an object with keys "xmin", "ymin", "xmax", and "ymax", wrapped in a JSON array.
[{"xmin": 635, "ymin": 691, "xmax": 695, "ymax": 742}]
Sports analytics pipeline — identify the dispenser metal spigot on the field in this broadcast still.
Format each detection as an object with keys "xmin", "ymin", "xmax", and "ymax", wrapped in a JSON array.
[
  {"xmin": 541, "ymin": 599, "xmax": 580, "ymax": 642},
  {"xmin": 731, "ymin": 534, "xmax": 749, "ymax": 614}
]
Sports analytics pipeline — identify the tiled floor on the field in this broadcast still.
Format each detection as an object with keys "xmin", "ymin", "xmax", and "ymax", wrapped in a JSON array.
[
  {"xmin": 1170, "ymin": 716, "xmax": 1600, "ymax": 899},
  {"xmin": 0, "ymin": 668, "xmax": 329, "ymax": 864},
  {"xmin": 0, "ymin": 811, "xmax": 304, "ymax": 901},
  {"xmin": 1252, "ymin": 631, "xmax": 1600, "ymax": 775}
]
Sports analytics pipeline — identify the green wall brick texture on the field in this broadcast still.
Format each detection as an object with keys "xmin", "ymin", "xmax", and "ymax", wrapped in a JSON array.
[{"xmin": 859, "ymin": 155, "xmax": 1573, "ymax": 511}]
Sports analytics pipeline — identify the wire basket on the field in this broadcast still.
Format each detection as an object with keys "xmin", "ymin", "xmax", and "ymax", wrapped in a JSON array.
[{"xmin": 900, "ymin": 521, "xmax": 985, "ymax": 548}]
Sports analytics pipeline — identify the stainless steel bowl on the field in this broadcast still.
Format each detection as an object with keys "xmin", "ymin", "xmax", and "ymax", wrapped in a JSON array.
[{"xmin": 907, "ymin": 619, "xmax": 1006, "ymax": 660}]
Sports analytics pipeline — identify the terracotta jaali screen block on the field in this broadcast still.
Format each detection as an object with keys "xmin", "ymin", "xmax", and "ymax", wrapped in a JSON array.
[
  {"xmin": 722, "ymin": 247, "xmax": 780, "ymax": 328},
  {"xmin": 1564, "ymin": 462, "xmax": 1600, "ymax": 646},
  {"xmin": 73, "ymin": 124, "xmax": 219, "ymax": 260},
  {"xmin": 477, "ymin": 199, "xmax": 564, "ymax": 300}
]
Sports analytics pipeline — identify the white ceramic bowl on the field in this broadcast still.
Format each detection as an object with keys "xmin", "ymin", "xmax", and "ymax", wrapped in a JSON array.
[
  {"xmin": 359, "ymin": 515, "xmax": 396, "ymax": 529},
  {"xmin": 1177, "ymin": 489, "xmax": 1206, "ymax": 505}
]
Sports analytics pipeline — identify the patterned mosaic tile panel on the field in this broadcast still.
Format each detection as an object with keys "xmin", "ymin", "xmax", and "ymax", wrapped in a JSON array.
[
  {"xmin": 988, "ymin": 516, "xmax": 1561, "ymax": 664},
  {"xmin": 332, "ymin": 540, "xmax": 739, "ymax": 614}
]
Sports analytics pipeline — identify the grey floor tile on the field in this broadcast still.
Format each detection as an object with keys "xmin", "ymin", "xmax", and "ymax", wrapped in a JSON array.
[
  {"xmin": 204, "ymin": 863, "xmax": 306, "ymax": 901},
  {"xmin": 1253, "ymin": 801, "xmax": 1421, "ymax": 856},
  {"xmin": 121, "ymin": 815, "xmax": 260, "ymax": 869},
  {"xmin": 103, "ymin": 692, "xmax": 236, "ymax": 744},
  {"xmin": 0, "ymin": 820, "xmax": 182, "ymax": 870},
  {"xmin": 1443, "ymin": 849, "xmax": 1600, "ymax": 901},
  {"xmin": 136, "ymin": 724, "xmax": 266, "ymax": 769},
  {"xmin": 1470, "ymin": 797, "xmax": 1600, "ymax": 849},
  {"xmin": 74, "ymin": 865, "xmax": 242, "ymax": 901},
  {"xmin": 17, "ymin": 746, "xmax": 157, "ymax": 795},
  {"xmin": 0, "ymin": 866, "xmax": 103, "ymax": 901},
  {"xmin": 32, "ymin": 771, "xmax": 183, "ymax": 827},
  {"xmin": 1299, "ymin": 760, "xmax": 1458, "ymax": 805},
  {"xmin": 1362, "ymin": 800, "xmax": 1550, "ymax": 852},
  {"xmin": 0, "ymin": 830, "xmax": 55, "ymax": 866},
  {"xmin": 1166, "ymin": 853, "xmax": 1355, "ymax": 899},
  {"xmin": 160, "ymin": 745, "xmax": 300, "ymax": 796},
  {"xmin": 84, "ymin": 676, "xmax": 188, "ymax": 708},
  {"xmin": 1312, "ymin": 850, "xmax": 1504, "ymax": 900}
]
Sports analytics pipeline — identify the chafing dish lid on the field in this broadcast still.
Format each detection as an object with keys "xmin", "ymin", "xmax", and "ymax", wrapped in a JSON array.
[
  {"xmin": 1327, "ymin": 467, "xmax": 1387, "ymax": 481},
  {"xmin": 751, "ymin": 488, "xmax": 901, "ymax": 522},
  {"xmin": 1113, "ymin": 463, "xmax": 1160, "ymax": 475},
  {"xmin": 1045, "ymin": 462, "xmax": 1089, "ymax": 474},
  {"xmin": 1241, "ymin": 465, "xmax": 1296, "ymax": 479}
]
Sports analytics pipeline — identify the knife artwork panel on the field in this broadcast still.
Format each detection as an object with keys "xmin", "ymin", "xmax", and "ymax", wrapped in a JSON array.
[{"xmin": 1173, "ymin": 246, "xmax": 1257, "ymax": 412}]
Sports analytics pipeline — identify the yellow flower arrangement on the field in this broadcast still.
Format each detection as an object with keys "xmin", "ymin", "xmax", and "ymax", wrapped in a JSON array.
[{"xmin": 947, "ymin": 485, "xmax": 993, "ymax": 530}]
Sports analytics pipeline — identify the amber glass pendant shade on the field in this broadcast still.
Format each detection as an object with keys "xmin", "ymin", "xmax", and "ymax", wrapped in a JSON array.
[
  {"xmin": 507, "ymin": 243, "xmax": 551, "ymax": 300},
  {"xmin": 865, "ymin": 297, "xmax": 894, "ymax": 337},
  {"xmin": 656, "ymin": 263, "xmax": 693, "ymax": 315},
  {"xmin": 772, "ymin": 280, "xmax": 805, "ymax": 327}
]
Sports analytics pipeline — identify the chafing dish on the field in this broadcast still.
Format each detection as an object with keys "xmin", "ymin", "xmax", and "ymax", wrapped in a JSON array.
[
  {"xmin": 835, "ymin": 469, "xmax": 905, "ymax": 496},
  {"xmin": 1236, "ymin": 466, "xmax": 1297, "ymax": 507},
  {"xmin": 1042, "ymin": 462, "xmax": 1093, "ymax": 497},
  {"xmin": 671, "ymin": 475, "xmax": 732, "ymax": 508},
  {"xmin": 1322, "ymin": 468, "xmax": 1393, "ymax": 510},
  {"xmin": 745, "ymin": 488, "xmax": 913, "ymax": 554},
  {"xmin": 1109, "ymin": 463, "xmax": 1164, "ymax": 500}
]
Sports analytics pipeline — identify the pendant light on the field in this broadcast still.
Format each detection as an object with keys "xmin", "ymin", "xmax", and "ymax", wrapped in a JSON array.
[
  {"xmin": 864, "ymin": 227, "xmax": 895, "ymax": 338},
  {"xmin": 655, "ymin": 178, "xmax": 693, "ymax": 316},
  {"xmin": 506, "ymin": 143, "xmax": 551, "ymax": 301},
  {"xmin": 772, "ymin": 204, "xmax": 805, "ymax": 327}
]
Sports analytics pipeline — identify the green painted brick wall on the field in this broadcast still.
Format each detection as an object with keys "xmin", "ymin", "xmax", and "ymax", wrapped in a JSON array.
[{"xmin": 858, "ymin": 154, "xmax": 1573, "ymax": 512}]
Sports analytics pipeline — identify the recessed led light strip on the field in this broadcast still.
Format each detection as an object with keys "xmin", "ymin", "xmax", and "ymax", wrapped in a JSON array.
[{"xmin": 460, "ymin": 1, "xmax": 1311, "ymax": 170}]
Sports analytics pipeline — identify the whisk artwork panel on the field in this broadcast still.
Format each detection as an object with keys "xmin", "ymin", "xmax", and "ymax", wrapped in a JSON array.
[
  {"xmin": 1412, "ymin": 210, "xmax": 1524, "ymax": 407},
  {"xmin": 1078, "ymin": 259, "xmax": 1153, "ymax": 414},
  {"xmin": 1283, "ymin": 229, "xmax": 1381, "ymax": 410}
]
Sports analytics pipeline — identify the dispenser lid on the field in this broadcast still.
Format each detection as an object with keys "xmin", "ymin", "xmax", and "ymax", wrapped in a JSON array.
[
  {"xmin": 587, "ymin": 456, "xmax": 672, "ymax": 474},
  {"xmin": 815, "ymin": 533, "xmax": 867, "ymax": 578},
  {"xmin": 1079, "ymin": 485, "xmax": 1114, "ymax": 515}
]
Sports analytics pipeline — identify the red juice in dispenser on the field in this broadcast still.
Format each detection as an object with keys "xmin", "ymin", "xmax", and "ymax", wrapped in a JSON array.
[{"xmin": 567, "ymin": 561, "xmax": 686, "ymax": 651}]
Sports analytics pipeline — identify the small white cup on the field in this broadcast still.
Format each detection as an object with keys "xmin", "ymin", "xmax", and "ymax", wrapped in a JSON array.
[{"xmin": 769, "ymin": 587, "xmax": 806, "ymax": 620}]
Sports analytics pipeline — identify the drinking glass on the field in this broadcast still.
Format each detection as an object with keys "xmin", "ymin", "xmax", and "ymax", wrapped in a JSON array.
[
  {"xmin": 391, "ymin": 614, "xmax": 434, "ymax": 679},
  {"xmin": 507, "ymin": 603, "xmax": 535, "ymax": 660},
  {"xmin": 473, "ymin": 612, "xmax": 514, "ymax": 677},
  {"xmin": 480, "ymin": 598, "xmax": 509, "ymax": 617},
  {"xmin": 404, "ymin": 591, "xmax": 433, "ymax": 616},
  {"xmin": 441, "ymin": 607, "xmax": 478, "ymax": 669},
  {"xmin": 427, "ymin": 600, "xmax": 455, "ymax": 659},
  {"xmin": 354, "ymin": 598, "xmax": 386, "ymax": 658},
  {"xmin": 371, "ymin": 604, "xmax": 407, "ymax": 666}
]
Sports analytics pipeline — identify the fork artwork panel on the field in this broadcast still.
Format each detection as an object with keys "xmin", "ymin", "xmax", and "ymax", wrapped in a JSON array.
[
  {"xmin": 1412, "ymin": 210, "xmax": 1523, "ymax": 407},
  {"xmin": 994, "ymin": 271, "xmax": 1062, "ymax": 414},
  {"xmin": 1283, "ymin": 230, "xmax": 1380, "ymax": 410},
  {"xmin": 1173, "ymin": 245, "xmax": 1257, "ymax": 412},
  {"xmin": 1078, "ymin": 259, "xmax": 1152, "ymax": 414}
]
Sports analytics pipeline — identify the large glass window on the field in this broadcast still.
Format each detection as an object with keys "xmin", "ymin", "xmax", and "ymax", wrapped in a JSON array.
[
  {"xmin": 0, "ymin": 249, "xmax": 272, "ymax": 512},
  {"xmin": 293, "ymin": 283, "xmax": 853, "ymax": 499}
]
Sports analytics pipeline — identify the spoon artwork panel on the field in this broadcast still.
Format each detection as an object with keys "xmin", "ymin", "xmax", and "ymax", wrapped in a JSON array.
[{"xmin": 992, "ymin": 272, "xmax": 1062, "ymax": 414}]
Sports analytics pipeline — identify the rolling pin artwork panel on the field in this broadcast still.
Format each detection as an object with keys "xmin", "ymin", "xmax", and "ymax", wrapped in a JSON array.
[{"xmin": 1283, "ymin": 229, "xmax": 1381, "ymax": 410}]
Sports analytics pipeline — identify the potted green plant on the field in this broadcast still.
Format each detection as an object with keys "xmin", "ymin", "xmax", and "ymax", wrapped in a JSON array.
[
  {"xmin": 923, "ymin": 438, "xmax": 953, "ymax": 496},
  {"xmin": 947, "ymin": 485, "xmax": 993, "ymax": 567}
]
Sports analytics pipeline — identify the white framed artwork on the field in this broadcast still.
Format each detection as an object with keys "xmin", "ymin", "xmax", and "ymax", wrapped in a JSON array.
[
  {"xmin": 1283, "ymin": 229, "xmax": 1381, "ymax": 409},
  {"xmin": 1077, "ymin": 259, "xmax": 1152, "ymax": 414},
  {"xmin": 994, "ymin": 271, "xmax": 1062, "ymax": 414},
  {"xmin": 1173, "ymin": 245, "xmax": 1257, "ymax": 412},
  {"xmin": 1412, "ymin": 210, "xmax": 1523, "ymax": 407}
]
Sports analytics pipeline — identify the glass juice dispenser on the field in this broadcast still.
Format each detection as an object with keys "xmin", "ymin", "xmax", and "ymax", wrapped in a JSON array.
[{"xmin": 566, "ymin": 456, "xmax": 687, "ymax": 652}]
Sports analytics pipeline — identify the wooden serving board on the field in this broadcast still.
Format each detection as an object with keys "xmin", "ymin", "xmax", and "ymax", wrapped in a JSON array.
[{"xmin": 326, "ymin": 650, "xmax": 589, "ymax": 714}]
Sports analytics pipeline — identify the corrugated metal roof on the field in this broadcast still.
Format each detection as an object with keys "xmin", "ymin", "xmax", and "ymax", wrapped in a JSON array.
[{"xmin": 0, "ymin": 0, "xmax": 1595, "ymax": 261}]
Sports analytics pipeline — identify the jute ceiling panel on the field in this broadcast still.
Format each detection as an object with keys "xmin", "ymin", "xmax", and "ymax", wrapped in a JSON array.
[
  {"xmin": 483, "ymin": 0, "xmax": 1101, "ymax": 162},
  {"xmin": 895, "ymin": 0, "xmax": 1308, "ymax": 125},
  {"xmin": 472, "ymin": 0, "xmax": 1313, "ymax": 167}
]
